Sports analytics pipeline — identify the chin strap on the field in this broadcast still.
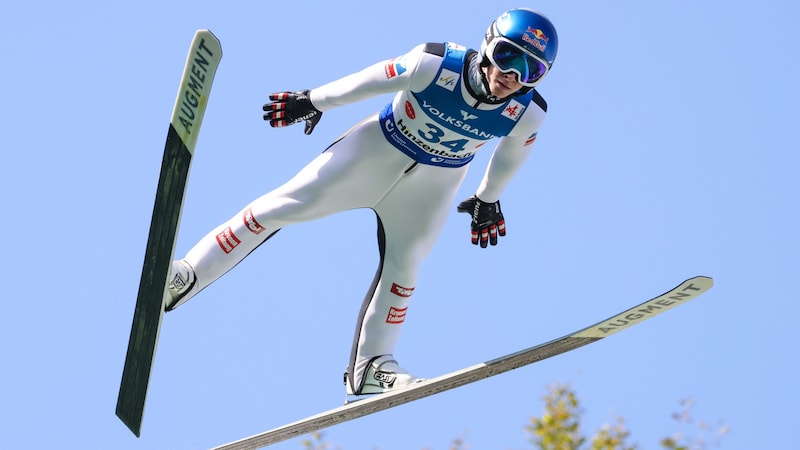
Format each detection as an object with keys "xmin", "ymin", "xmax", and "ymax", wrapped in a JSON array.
[{"xmin": 468, "ymin": 53, "xmax": 500, "ymax": 103}]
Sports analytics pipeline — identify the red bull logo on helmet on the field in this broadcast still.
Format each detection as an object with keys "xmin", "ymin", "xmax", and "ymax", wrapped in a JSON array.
[{"xmin": 523, "ymin": 27, "xmax": 549, "ymax": 52}]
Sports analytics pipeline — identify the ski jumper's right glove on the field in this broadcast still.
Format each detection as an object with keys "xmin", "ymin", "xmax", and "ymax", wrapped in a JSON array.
[
  {"xmin": 262, "ymin": 90, "xmax": 322, "ymax": 135},
  {"xmin": 457, "ymin": 195, "xmax": 506, "ymax": 248}
]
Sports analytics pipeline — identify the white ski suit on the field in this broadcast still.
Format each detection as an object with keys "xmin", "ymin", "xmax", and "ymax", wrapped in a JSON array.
[{"xmin": 173, "ymin": 41, "xmax": 548, "ymax": 393}]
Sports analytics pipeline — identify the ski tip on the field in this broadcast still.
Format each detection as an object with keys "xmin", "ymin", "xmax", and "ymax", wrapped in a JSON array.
[
  {"xmin": 572, "ymin": 275, "xmax": 714, "ymax": 340},
  {"xmin": 688, "ymin": 275, "xmax": 714, "ymax": 289},
  {"xmin": 197, "ymin": 28, "xmax": 219, "ymax": 39},
  {"xmin": 194, "ymin": 28, "xmax": 223, "ymax": 55}
]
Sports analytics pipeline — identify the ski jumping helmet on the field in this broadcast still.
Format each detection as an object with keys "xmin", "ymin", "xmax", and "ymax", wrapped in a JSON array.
[{"xmin": 481, "ymin": 8, "xmax": 558, "ymax": 88}]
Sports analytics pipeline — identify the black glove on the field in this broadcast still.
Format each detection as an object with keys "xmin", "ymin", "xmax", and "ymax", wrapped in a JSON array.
[
  {"xmin": 457, "ymin": 195, "xmax": 506, "ymax": 248},
  {"xmin": 262, "ymin": 90, "xmax": 322, "ymax": 135}
]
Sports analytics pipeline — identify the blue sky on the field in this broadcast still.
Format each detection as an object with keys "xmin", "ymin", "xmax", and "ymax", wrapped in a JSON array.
[{"xmin": 1, "ymin": 1, "xmax": 797, "ymax": 449}]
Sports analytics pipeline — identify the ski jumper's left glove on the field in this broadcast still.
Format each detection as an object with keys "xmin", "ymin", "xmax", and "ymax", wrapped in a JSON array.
[
  {"xmin": 263, "ymin": 90, "xmax": 322, "ymax": 135},
  {"xmin": 457, "ymin": 195, "xmax": 506, "ymax": 248}
]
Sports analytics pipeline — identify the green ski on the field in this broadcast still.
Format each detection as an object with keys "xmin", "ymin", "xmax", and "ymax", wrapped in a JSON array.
[{"xmin": 116, "ymin": 29, "xmax": 222, "ymax": 437}]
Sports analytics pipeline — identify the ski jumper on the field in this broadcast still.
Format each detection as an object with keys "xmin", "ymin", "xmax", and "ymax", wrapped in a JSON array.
[{"xmin": 174, "ymin": 42, "xmax": 547, "ymax": 392}]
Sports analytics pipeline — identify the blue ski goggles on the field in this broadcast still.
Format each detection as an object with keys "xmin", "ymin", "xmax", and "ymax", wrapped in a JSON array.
[{"xmin": 485, "ymin": 38, "xmax": 549, "ymax": 87}]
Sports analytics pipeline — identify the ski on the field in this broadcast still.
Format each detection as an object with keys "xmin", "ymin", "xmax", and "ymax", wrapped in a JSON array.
[
  {"xmin": 116, "ymin": 29, "xmax": 222, "ymax": 437},
  {"xmin": 212, "ymin": 276, "xmax": 713, "ymax": 450}
]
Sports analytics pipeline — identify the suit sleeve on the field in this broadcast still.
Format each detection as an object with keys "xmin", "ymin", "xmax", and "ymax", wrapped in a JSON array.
[
  {"xmin": 475, "ymin": 102, "xmax": 547, "ymax": 203},
  {"xmin": 308, "ymin": 44, "xmax": 432, "ymax": 111}
]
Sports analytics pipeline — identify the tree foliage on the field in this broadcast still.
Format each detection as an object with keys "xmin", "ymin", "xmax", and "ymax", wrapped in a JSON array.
[
  {"xmin": 659, "ymin": 398, "xmax": 730, "ymax": 450},
  {"xmin": 527, "ymin": 384, "xmax": 587, "ymax": 450},
  {"xmin": 528, "ymin": 383, "xmax": 727, "ymax": 450}
]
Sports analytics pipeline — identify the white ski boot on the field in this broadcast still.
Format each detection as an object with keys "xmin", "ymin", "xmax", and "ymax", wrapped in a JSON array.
[
  {"xmin": 165, "ymin": 260, "xmax": 195, "ymax": 311},
  {"xmin": 345, "ymin": 355, "xmax": 424, "ymax": 402}
]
